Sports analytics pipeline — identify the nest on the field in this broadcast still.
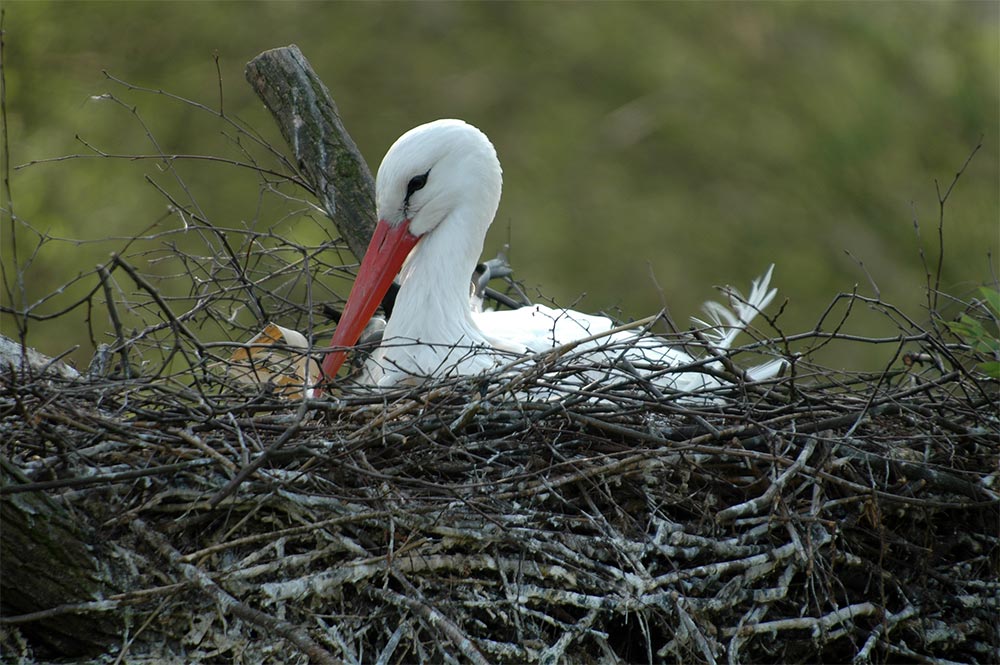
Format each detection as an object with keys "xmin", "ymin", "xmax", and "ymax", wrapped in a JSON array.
[
  {"xmin": 2, "ymin": 46, "xmax": 997, "ymax": 664},
  {"xmin": 2, "ymin": 323, "xmax": 998, "ymax": 664}
]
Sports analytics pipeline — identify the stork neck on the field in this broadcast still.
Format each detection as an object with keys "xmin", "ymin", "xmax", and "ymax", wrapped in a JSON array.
[{"xmin": 387, "ymin": 206, "xmax": 487, "ymax": 344}]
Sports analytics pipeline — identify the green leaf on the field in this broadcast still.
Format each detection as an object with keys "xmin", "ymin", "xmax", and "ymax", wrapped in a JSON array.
[
  {"xmin": 978, "ymin": 287, "xmax": 1000, "ymax": 317},
  {"xmin": 945, "ymin": 317, "xmax": 978, "ymax": 340},
  {"xmin": 978, "ymin": 361, "xmax": 1000, "ymax": 379}
]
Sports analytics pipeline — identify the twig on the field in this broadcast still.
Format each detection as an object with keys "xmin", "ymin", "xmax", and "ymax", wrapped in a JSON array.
[
  {"xmin": 0, "ymin": 458, "xmax": 214, "ymax": 496},
  {"xmin": 723, "ymin": 602, "xmax": 877, "ymax": 637},
  {"xmin": 208, "ymin": 396, "xmax": 309, "ymax": 507},
  {"xmin": 931, "ymin": 138, "xmax": 983, "ymax": 315},
  {"xmin": 110, "ymin": 253, "xmax": 205, "ymax": 354},
  {"xmin": 132, "ymin": 518, "xmax": 341, "ymax": 665},
  {"xmin": 379, "ymin": 573, "xmax": 491, "ymax": 665},
  {"xmin": 716, "ymin": 437, "xmax": 817, "ymax": 523},
  {"xmin": 97, "ymin": 263, "xmax": 130, "ymax": 378}
]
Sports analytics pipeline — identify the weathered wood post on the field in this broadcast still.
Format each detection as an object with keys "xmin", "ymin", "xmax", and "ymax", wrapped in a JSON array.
[{"xmin": 245, "ymin": 45, "xmax": 376, "ymax": 262}]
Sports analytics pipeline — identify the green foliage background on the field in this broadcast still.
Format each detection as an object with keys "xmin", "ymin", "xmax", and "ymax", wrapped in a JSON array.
[{"xmin": 2, "ymin": 1, "xmax": 998, "ymax": 371}]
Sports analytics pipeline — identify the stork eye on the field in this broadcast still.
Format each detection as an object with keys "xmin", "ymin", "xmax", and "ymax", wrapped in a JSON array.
[{"xmin": 406, "ymin": 172, "xmax": 429, "ymax": 199}]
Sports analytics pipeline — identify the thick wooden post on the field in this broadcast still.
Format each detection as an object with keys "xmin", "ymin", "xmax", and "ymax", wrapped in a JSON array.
[
  {"xmin": 0, "ymin": 463, "xmax": 126, "ymax": 655},
  {"xmin": 245, "ymin": 45, "xmax": 376, "ymax": 262}
]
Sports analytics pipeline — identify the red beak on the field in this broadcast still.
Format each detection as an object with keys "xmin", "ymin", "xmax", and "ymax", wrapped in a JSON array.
[{"xmin": 319, "ymin": 219, "xmax": 420, "ymax": 387}]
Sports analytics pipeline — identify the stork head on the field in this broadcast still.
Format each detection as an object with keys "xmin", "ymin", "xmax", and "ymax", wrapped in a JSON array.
[
  {"xmin": 320, "ymin": 119, "xmax": 503, "ymax": 384},
  {"xmin": 376, "ymin": 119, "xmax": 503, "ymax": 237}
]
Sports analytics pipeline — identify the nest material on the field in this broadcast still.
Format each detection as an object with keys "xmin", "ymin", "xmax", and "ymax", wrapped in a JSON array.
[
  {"xmin": 2, "ymin": 343, "xmax": 997, "ymax": 664},
  {"xmin": 1, "ymin": 45, "xmax": 997, "ymax": 665}
]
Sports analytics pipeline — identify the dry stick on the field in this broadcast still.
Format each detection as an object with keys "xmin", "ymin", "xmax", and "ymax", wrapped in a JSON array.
[
  {"xmin": 0, "ymin": 333, "xmax": 79, "ymax": 379},
  {"xmin": 213, "ymin": 52, "xmax": 225, "ymax": 117},
  {"xmin": 854, "ymin": 604, "xmax": 918, "ymax": 663},
  {"xmin": 0, "ymin": 8, "xmax": 25, "ymax": 333},
  {"xmin": 931, "ymin": 139, "xmax": 983, "ymax": 317},
  {"xmin": 132, "ymin": 518, "xmax": 342, "ymax": 665},
  {"xmin": 0, "ymin": 599, "xmax": 122, "ymax": 625},
  {"xmin": 97, "ymin": 262, "xmax": 131, "ymax": 378},
  {"xmin": 17, "ymin": 150, "xmax": 298, "ymax": 183},
  {"xmin": 675, "ymin": 599, "xmax": 720, "ymax": 665},
  {"xmin": 110, "ymin": 597, "xmax": 173, "ymax": 665},
  {"xmin": 560, "ymin": 411, "xmax": 993, "ymax": 509},
  {"xmin": 381, "ymin": 572, "xmax": 492, "ymax": 665},
  {"xmin": 646, "ymin": 529, "xmax": 833, "ymax": 594},
  {"xmin": 0, "ymin": 458, "xmax": 214, "ymax": 496},
  {"xmin": 80, "ymin": 91, "xmax": 258, "ymax": 331},
  {"xmin": 716, "ymin": 437, "xmax": 817, "ymax": 524},
  {"xmin": 180, "ymin": 509, "xmax": 389, "ymax": 562},
  {"xmin": 99, "ymin": 69, "xmax": 297, "ymax": 169},
  {"xmin": 0, "ymin": 583, "xmax": 188, "ymax": 625},
  {"xmin": 0, "ymin": 276, "xmax": 104, "ymax": 320},
  {"xmin": 885, "ymin": 643, "xmax": 971, "ymax": 665},
  {"xmin": 110, "ymin": 253, "xmax": 205, "ymax": 354},
  {"xmin": 538, "ymin": 609, "xmax": 600, "ymax": 664},
  {"xmin": 139, "ymin": 172, "xmax": 269, "ymax": 323},
  {"xmin": 722, "ymin": 601, "xmax": 877, "ymax": 638},
  {"xmin": 170, "ymin": 427, "xmax": 238, "ymax": 475},
  {"xmin": 842, "ymin": 337, "xmax": 907, "ymax": 440},
  {"xmin": 724, "ymin": 562, "xmax": 797, "ymax": 665},
  {"xmin": 208, "ymin": 396, "xmax": 309, "ymax": 507}
]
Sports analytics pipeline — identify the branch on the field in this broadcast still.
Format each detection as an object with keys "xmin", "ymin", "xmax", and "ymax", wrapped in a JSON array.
[
  {"xmin": 132, "ymin": 518, "xmax": 341, "ymax": 665},
  {"xmin": 245, "ymin": 45, "xmax": 375, "ymax": 262}
]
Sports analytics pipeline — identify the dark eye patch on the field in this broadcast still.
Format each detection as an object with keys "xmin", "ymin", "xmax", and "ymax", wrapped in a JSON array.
[{"xmin": 406, "ymin": 172, "xmax": 429, "ymax": 200}]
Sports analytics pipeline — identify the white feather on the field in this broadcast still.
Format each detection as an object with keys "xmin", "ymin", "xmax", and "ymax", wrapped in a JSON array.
[{"xmin": 359, "ymin": 120, "xmax": 784, "ymax": 396}]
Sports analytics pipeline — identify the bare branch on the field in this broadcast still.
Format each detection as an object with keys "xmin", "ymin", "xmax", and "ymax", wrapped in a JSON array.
[{"xmin": 245, "ymin": 45, "xmax": 376, "ymax": 261}]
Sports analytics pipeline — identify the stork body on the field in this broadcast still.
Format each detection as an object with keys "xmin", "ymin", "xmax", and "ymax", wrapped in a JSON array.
[{"xmin": 322, "ymin": 120, "xmax": 781, "ymax": 394}]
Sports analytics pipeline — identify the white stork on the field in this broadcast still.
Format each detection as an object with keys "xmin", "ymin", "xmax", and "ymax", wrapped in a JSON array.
[{"xmin": 320, "ymin": 119, "xmax": 782, "ymax": 394}]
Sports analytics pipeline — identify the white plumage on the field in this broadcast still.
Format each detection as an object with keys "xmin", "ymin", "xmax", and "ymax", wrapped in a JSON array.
[{"xmin": 322, "ymin": 119, "xmax": 782, "ymax": 395}]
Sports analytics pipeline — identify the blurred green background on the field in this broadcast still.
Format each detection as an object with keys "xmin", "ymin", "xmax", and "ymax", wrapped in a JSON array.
[{"xmin": 2, "ymin": 1, "xmax": 998, "ymax": 372}]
